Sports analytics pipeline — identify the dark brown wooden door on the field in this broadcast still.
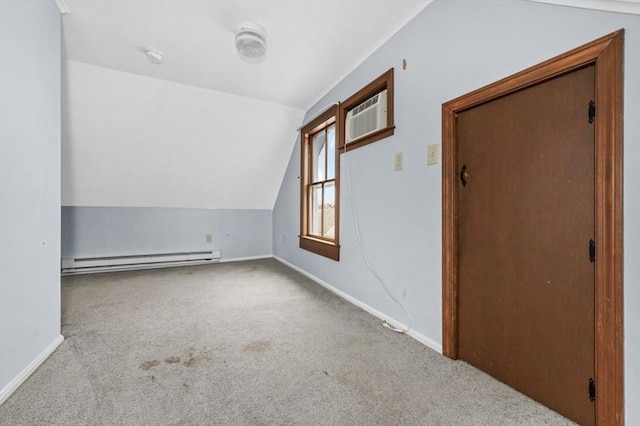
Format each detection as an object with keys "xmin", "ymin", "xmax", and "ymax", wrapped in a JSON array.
[{"xmin": 457, "ymin": 65, "xmax": 595, "ymax": 425}]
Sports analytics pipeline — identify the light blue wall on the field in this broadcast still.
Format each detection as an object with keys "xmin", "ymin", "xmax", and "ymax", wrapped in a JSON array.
[
  {"xmin": 0, "ymin": 0, "xmax": 61, "ymax": 397},
  {"xmin": 62, "ymin": 207, "xmax": 272, "ymax": 261},
  {"xmin": 273, "ymin": 0, "xmax": 639, "ymax": 422}
]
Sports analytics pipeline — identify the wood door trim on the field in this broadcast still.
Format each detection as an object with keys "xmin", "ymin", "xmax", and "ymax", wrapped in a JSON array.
[{"xmin": 442, "ymin": 30, "xmax": 624, "ymax": 425}]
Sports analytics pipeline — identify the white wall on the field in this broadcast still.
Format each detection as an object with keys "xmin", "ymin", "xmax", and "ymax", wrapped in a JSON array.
[
  {"xmin": 62, "ymin": 60, "xmax": 304, "ymax": 210},
  {"xmin": 273, "ymin": 0, "xmax": 639, "ymax": 422},
  {"xmin": 61, "ymin": 60, "xmax": 303, "ymax": 263},
  {"xmin": 62, "ymin": 206, "xmax": 272, "ymax": 261},
  {"xmin": 0, "ymin": 0, "xmax": 62, "ymax": 402}
]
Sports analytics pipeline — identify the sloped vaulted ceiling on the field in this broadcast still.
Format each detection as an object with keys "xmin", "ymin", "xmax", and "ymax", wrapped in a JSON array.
[
  {"xmin": 60, "ymin": 0, "xmax": 431, "ymax": 210},
  {"xmin": 59, "ymin": 0, "xmax": 638, "ymax": 210}
]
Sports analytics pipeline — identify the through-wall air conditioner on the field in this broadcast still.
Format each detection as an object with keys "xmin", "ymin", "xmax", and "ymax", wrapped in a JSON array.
[{"xmin": 345, "ymin": 89, "xmax": 387, "ymax": 144}]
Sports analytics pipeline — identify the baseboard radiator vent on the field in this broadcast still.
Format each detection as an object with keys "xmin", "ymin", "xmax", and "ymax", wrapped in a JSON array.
[{"xmin": 61, "ymin": 250, "xmax": 221, "ymax": 275}]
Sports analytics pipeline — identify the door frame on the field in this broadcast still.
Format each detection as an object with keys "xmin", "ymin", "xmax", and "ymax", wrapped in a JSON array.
[{"xmin": 442, "ymin": 30, "xmax": 624, "ymax": 424}]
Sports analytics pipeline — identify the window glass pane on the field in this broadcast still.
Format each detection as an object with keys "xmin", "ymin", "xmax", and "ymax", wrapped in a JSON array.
[
  {"xmin": 309, "ymin": 184, "xmax": 322, "ymax": 236},
  {"xmin": 327, "ymin": 124, "xmax": 335, "ymax": 180},
  {"xmin": 312, "ymin": 131, "xmax": 326, "ymax": 183},
  {"xmin": 323, "ymin": 182, "xmax": 335, "ymax": 239}
]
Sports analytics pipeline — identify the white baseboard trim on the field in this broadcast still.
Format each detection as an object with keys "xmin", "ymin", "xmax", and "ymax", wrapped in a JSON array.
[
  {"xmin": 220, "ymin": 255, "xmax": 273, "ymax": 263},
  {"xmin": 405, "ymin": 328, "xmax": 443, "ymax": 354},
  {"xmin": 0, "ymin": 335, "xmax": 64, "ymax": 406},
  {"xmin": 274, "ymin": 256, "xmax": 443, "ymax": 354}
]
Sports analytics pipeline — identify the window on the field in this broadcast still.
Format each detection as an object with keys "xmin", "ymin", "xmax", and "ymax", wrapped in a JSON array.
[
  {"xmin": 299, "ymin": 68, "xmax": 394, "ymax": 260},
  {"xmin": 338, "ymin": 68, "xmax": 394, "ymax": 152},
  {"xmin": 300, "ymin": 106, "xmax": 340, "ymax": 260}
]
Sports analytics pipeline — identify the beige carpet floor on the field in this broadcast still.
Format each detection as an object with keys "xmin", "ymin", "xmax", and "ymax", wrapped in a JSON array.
[{"xmin": 0, "ymin": 259, "xmax": 575, "ymax": 425}]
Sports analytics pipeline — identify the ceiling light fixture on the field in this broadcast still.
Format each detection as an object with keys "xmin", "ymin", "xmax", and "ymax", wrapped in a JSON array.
[
  {"xmin": 235, "ymin": 23, "xmax": 267, "ymax": 59},
  {"xmin": 145, "ymin": 49, "xmax": 164, "ymax": 64}
]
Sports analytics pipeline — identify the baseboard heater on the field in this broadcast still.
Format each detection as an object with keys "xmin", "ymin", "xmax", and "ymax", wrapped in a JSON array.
[{"xmin": 61, "ymin": 250, "xmax": 221, "ymax": 275}]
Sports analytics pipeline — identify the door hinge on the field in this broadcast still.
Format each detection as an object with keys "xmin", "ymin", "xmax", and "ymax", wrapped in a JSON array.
[
  {"xmin": 588, "ymin": 100, "xmax": 595, "ymax": 124},
  {"xmin": 589, "ymin": 239, "xmax": 596, "ymax": 263},
  {"xmin": 589, "ymin": 378, "xmax": 596, "ymax": 402}
]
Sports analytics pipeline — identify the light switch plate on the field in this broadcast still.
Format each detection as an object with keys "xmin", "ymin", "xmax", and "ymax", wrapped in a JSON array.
[
  {"xmin": 394, "ymin": 152, "xmax": 403, "ymax": 171},
  {"xmin": 206, "ymin": 234, "xmax": 213, "ymax": 243},
  {"xmin": 427, "ymin": 144, "xmax": 439, "ymax": 165}
]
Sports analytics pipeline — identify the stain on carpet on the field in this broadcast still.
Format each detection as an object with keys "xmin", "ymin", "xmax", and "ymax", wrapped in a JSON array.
[
  {"xmin": 242, "ymin": 340, "xmax": 272, "ymax": 355},
  {"xmin": 183, "ymin": 346, "xmax": 213, "ymax": 367},
  {"xmin": 164, "ymin": 356, "xmax": 181, "ymax": 364},
  {"xmin": 139, "ymin": 360, "xmax": 160, "ymax": 370},
  {"xmin": 139, "ymin": 347, "xmax": 213, "ymax": 372}
]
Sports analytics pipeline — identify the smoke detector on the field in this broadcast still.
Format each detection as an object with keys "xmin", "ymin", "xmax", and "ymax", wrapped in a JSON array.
[
  {"xmin": 145, "ymin": 49, "xmax": 164, "ymax": 64},
  {"xmin": 235, "ymin": 23, "xmax": 267, "ymax": 59}
]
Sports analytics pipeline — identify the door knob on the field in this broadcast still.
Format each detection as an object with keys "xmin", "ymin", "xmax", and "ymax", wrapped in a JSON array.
[{"xmin": 460, "ymin": 164, "xmax": 469, "ymax": 186}]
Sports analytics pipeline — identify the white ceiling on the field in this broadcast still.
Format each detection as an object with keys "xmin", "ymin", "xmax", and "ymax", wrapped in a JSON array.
[
  {"xmin": 58, "ymin": 0, "xmax": 640, "ymax": 116},
  {"xmin": 59, "ymin": 0, "xmax": 437, "ymax": 210},
  {"xmin": 60, "ymin": 0, "xmax": 432, "ymax": 111},
  {"xmin": 58, "ymin": 0, "xmax": 638, "ymax": 211}
]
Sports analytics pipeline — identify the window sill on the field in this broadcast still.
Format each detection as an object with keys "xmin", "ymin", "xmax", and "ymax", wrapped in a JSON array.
[
  {"xmin": 299, "ymin": 236, "xmax": 340, "ymax": 261},
  {"xmin": 342, "ymin": 125, "xmax": 395, "ymax": 152}
]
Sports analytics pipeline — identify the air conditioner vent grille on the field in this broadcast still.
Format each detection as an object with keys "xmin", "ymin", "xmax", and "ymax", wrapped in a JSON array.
[
  {"xmin": 352, "ymin": 93, "xmax": 380, "ymax": 117},
  {"xmin": 345, "ymin": 89, "xmax": 387, "ymax": 143}
]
